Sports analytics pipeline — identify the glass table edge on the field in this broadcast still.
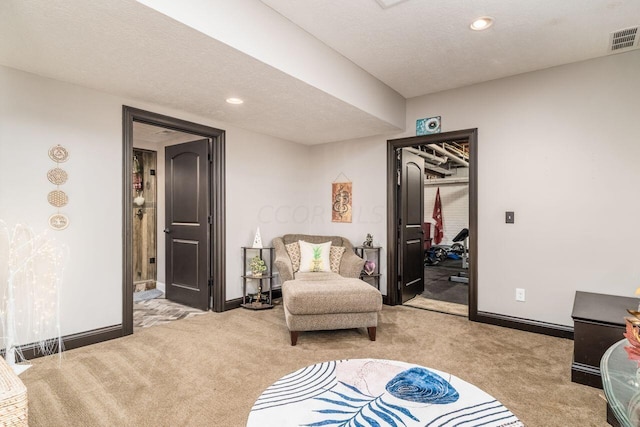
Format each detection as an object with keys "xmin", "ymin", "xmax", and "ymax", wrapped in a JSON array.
[{"xmin": 601, "ymin": 338, "xmax": 633, "ymax": 427}]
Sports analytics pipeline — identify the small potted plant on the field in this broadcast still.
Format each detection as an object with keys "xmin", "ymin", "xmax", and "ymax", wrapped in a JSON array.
[{"xmin": 250, "ymin": 256, "xmax": 267, "ymax": 277}]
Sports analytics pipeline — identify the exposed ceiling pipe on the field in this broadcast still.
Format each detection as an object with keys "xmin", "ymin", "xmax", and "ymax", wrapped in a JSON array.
[
  {"xmin": 424, "ymin": 177, "xmax": 469, "ymax": 186},
  {"xmin": 424, "ymin": 163, "xmax": 453, "ymax": 176},
  {"xmin": 404, "ymin": 147, "xmax": 446, "ymax": 165},
  {"xmin": 427, "ymin": 144, "xmax": 469, "ymax": 167}
]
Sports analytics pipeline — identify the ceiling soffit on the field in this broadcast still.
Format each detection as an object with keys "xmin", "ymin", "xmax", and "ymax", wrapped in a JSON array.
[{"xmin": 0, "ymin": 0, "xmax": 403, "ymax": 145}]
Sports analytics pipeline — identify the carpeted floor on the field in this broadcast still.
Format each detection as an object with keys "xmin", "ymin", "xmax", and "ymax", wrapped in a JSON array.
[{"xmin": 21, "ymin": 303, "xmax": 607, "ymax": 426}]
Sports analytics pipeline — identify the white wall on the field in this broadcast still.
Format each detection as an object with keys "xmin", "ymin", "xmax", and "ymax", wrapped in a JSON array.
[
  {"xmin": 4, "ymin": 48, "xmax": 638, "ymax": 339},
  {"xmin": 424, "ymin": 180, "xmax": 469, "ymax": 246},
  {"xmin": 226, "ymin": 128, "xmax": 311, "ymax": 296},
  {"xmin": 307, "ymin": 136, "xmax": 388, "ymax": 294},
  {"xmin": 0, "ymin": 67, "xmax": 123, "ymax": 338},
  {"xmin": 0, "ymin": 65, "xmax": 311, "ymax": 341},
  {"xmin": 405, "ymin": 50, "xmax": 640, "ymax": 326},
  {"xmin": 310, "ymin": 50, "xmax": 640, "ymax": 326}
]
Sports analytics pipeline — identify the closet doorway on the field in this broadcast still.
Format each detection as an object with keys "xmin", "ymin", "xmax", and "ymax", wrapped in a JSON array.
[
  {"xmin": 122, "ymin": 107, "xmax": 226, "ymax": 336},
  {"xmin": 386, "ymin": 129, "xmax": 478, "ymax": 320}
]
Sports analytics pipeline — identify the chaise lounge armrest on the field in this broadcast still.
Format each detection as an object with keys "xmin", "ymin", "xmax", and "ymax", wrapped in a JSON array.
[
  {"xmin": 272, "ymin": 237, "xmax": 294, "ymax": 283},
  {"xmin": 339, "ymin": 250, "xmax": 365, "ymax": 279}
]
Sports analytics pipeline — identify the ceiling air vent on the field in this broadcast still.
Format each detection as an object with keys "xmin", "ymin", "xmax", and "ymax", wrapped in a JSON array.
[{"xmin": 609, "ymin": 27, "xmax": 639, "ymax": 53}]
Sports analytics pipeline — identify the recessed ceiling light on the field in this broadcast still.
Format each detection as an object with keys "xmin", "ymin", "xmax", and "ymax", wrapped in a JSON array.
[
  {"xmin": 470, "ymin": 16, "xmax": 494, "ymax": 31},
  {"xmin": 226, "ymin": 97, "xmax": 244, "ymax": 105}
]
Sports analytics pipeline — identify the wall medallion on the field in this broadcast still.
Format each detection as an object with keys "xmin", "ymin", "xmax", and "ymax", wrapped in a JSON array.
[
  {"xmin": 48, "ymin": 144, "xmax": 69, "ymax": 163},
  {"xmin": 47, "ymin": 190, "xmax": 68, "ymax": 207},
  {"xmin": 47, "ymin": 168, "xmax": 68, "ymax": 185},
  {"xmin": 48, "ymin": 213, "xmax": 69, "ymax": 231}
]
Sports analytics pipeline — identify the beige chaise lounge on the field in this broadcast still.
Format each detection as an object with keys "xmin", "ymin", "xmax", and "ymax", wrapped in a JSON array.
[{"xmin": 273, "ymin": 234, "xmax": 382, "ymax": 346}]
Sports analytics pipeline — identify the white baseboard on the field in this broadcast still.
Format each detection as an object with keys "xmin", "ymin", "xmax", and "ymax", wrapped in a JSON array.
[{"xmin": 155, "ymin": 281, "xmax": 166, "ymax": 293}]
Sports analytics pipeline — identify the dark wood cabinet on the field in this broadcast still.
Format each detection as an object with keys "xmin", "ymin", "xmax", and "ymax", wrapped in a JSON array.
[{"xmin": 571, "ymin": 291, "xmax": 637, "ymax": 388}]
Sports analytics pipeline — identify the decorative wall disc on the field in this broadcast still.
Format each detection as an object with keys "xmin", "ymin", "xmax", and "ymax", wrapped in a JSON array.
[
  {"xmin": 47, "ymin": 168, "xmax": 68, "ymax": 185},
  {"xmin": 48, "ymin": 145, "xmax": 69, "ymax": 163},
  {"xmin": 47, "ymin": 190, "xmax": 68, "ymax": 207},
  {"xmin": 49, "ymin": 213, "xmax": 69, "ymax": 231}
]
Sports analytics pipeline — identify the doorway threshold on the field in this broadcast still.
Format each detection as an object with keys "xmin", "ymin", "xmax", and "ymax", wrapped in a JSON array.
[{"xmin": 404, "ymin": 295, "xmax": 467, "ymax": 317}]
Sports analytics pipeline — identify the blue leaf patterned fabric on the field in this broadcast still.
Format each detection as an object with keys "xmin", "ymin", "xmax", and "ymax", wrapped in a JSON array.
[
  {"xmin": 385, "ymin": 367, "xmax": 459, "ymax": 404},
  {"xmin": 247, "ymin": 359, "xmax": 522, "ymax": 427}
]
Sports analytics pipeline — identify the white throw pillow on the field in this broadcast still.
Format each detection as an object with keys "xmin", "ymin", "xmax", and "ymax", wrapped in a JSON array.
[{"xmin": 298, "ymin": 240, "xmax": 332, "ymax": 273}]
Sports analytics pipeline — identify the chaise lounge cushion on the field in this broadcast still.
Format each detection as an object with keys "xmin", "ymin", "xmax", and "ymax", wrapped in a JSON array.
[
  {"xmin": 283, "ymin": 278, "xmax": 382, "ymax": 316},
  {"xmin": 273, "ymin": 234, "xmax": 364, "ymax": 283}
]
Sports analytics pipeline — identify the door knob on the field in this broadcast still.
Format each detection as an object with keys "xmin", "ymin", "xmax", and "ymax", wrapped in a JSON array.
[{"xmin": 163, "ymin": 228, "xmax": 171, "ymax": 234}]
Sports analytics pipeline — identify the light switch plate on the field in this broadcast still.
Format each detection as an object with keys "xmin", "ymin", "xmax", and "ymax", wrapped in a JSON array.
[{"xmin": 506, "ymin": 211, "xmax": 515, "ymax": 224}]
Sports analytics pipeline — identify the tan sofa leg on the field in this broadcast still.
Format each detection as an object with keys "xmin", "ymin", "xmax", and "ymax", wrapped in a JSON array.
[
  {"xmin": 290, "ymin": 331, "xmax": 299, "ymax": 346},
  {"xmin": 367, "ymin": 327, "xmax": 376, "ymax": 341}
]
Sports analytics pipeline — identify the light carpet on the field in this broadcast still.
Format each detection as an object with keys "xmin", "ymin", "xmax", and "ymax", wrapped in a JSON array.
[
  {"xmin": 21, "ymin": 303, "xmax": 607, "ymax": 426},
  {"xmin": 405, "ymin": 294, "xmax": 468, "ymax": 317}
]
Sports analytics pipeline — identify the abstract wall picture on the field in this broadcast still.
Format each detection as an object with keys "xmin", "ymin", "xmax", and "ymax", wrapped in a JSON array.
[
  {"xmin": 416, "ymin": 116, "xmax": 441, "ymax": 135},
  {"xmin": 332, "ymin": 182, "xmax": 352, "ymax": 223}
]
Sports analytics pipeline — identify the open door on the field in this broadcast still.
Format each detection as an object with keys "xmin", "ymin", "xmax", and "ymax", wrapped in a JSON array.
[
  {"xmin": 164, "ymin": 139, "xmax": 210, "ymax": 310},
  {"xmin": 399, "ymin": 148, "xmax": 425, "ymax": 303}
]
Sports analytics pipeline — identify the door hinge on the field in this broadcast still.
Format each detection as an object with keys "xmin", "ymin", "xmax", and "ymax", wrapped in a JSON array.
[
  {"xmin": 208, "ymin": 278, "xmax": 213, "ymax": 288},
  {"xmin": 397, "ymin": 169, "xmax": 400, "ymax": 186},
  {"xmin": 208, "ymin": 215, "xmax": 212, "ymax": 224}
]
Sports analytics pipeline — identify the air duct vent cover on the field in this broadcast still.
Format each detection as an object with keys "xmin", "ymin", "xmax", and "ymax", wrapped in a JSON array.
[{"xmin": 609, "ymin": 27, "xmax": 639, "ymax": 53}]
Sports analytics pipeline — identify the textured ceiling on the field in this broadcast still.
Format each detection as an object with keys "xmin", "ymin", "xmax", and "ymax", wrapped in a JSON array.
[
  {"xmin": 1, "ymin": 0, "xmax": 638, "ymax": 145},
  {"xmin": 262, "ymin": 0, "xmax": 640, "ymax": 98},
  {"xmin": 0, "ymin": 0, "xmax": 400, "ymax": 145}
]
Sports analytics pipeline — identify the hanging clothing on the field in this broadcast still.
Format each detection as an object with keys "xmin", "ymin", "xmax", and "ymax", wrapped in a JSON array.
[{"xmin": 432, "ymin": 187, "xmax": 444, "ymax": 244}]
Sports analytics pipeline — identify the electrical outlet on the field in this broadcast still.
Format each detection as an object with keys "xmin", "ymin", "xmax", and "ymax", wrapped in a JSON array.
[{"xmin": 515, "ymin": 288, "xmax": 525, "ymax": 302}]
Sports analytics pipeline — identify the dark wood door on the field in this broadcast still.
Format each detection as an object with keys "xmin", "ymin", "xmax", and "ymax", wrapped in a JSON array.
[
  {"xmin": 165, "ymin": 139, "xmax": 210, "ymax": 310},
  {"xmin": 399, "ymin": 148, "xmax": 425, "ymax": 303}
]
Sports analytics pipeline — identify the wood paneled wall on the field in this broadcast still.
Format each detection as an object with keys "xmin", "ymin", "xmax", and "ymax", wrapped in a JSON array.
[{"xmin": 132, "ymin": 149, "xmax": 157, "ymax": 290}]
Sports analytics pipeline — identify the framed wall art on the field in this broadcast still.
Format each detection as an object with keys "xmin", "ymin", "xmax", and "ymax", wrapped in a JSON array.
[
  {"xmin": 332, "ymin": 177, "xmax": 352, "ymax": 223},
  {"xmin": 416, "ymin": 116, "xmax": 441, "ymax": 135}
]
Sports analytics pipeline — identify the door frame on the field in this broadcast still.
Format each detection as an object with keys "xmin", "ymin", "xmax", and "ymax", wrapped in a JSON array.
[
  {"xmin": 386, "ymin": 128, "xmax": 478, "ymax": 320},
  {"xmin": 122, "ymin": 106, "xmax": 226, "ymax": 336}
]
